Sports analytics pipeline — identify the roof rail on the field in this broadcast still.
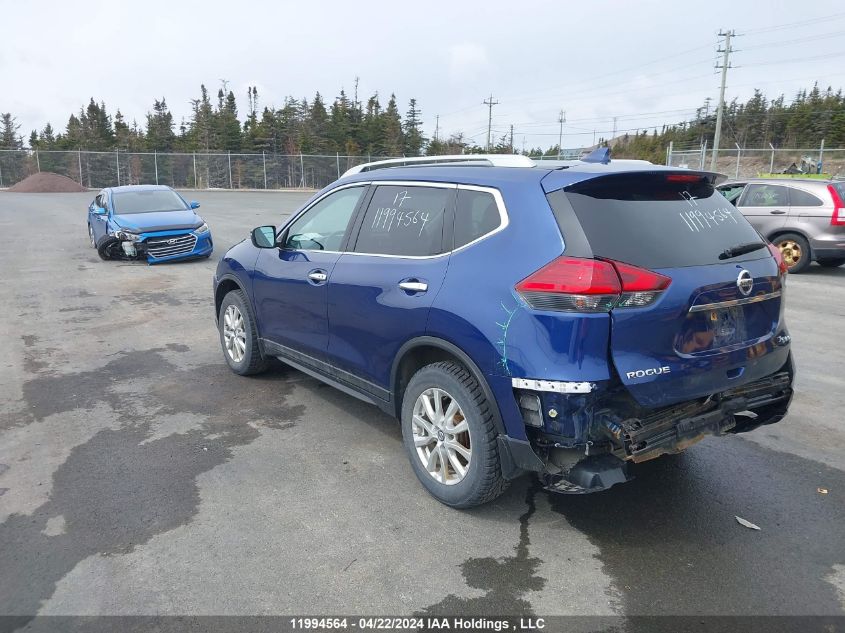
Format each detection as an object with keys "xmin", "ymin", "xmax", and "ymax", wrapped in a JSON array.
[{"xmin": 341, "ymin": 154, "xmax": 535, "ymax": 177}]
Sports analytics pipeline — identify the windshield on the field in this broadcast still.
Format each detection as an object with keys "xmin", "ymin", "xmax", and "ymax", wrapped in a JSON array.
[{"xmin": 112, "ymin": 190, "xmax": 188, "ymax": 214}]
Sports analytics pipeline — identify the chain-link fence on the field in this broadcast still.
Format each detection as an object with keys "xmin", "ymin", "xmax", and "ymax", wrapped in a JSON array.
[
  {"xmin": 666, "ymin": 142, "xmax": 845, "ymax": 180},
  {"xmin": 0, "ymin": 150, "xmax": 402, "ymax": 190}
]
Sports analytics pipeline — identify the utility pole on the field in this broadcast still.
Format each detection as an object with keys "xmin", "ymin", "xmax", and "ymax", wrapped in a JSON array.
[
  {"xmin": 612, "ymin": 116, "xmax": 618, "ymax": 139},
  {"xmin": 483, "ymin": 94, "xmax": 499, "ymax": 152},
  {"xmin": 509, "ymin": 124, "xmax": 514, "ymax": 153},
  {"xmin": 704, "ymin": 97, "xmax": 712, "ymax": 118},
  {"xmin": 557, "ymin": 110, "xmax": 566, "ymax": 158},
  {"xmin": 710, "ymin": 29, "xmax": 735, "ymax": 170},
  {"xmin": 434, "ymin": 115, "xmax": 440, "ymax": 143}
]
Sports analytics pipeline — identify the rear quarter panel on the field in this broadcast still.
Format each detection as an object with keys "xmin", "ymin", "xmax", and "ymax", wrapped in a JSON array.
[{"xmin": 428, "ymin": 180, "xmax": 612, "ymax": 438}]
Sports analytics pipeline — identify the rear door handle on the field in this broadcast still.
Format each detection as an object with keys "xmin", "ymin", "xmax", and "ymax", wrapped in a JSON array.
[
  {"xmin": 769, "ymin": 210, "xmax": 786, "ymax": 215},
  {"xmin": 399, "ymin": 281, "xmax": 428, "ymax": 293},
  {"xmin": 308, "ymin": 270, "xmax": 328, "ymax": 284}
]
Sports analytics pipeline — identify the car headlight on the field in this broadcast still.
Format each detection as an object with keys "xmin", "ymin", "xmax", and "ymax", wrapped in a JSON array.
[
  {"xmin": 194, "ymin": 223, "xmax": 209, "ymax": 235},
  {"xmin": 112, "ymin": 230, "xmax": 141, "ymax": 242}
]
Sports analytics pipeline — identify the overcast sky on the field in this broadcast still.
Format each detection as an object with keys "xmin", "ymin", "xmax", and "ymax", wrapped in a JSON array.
[{"xmin": 3, "ymin": 0, "xmax": 845, "ymax": 151}]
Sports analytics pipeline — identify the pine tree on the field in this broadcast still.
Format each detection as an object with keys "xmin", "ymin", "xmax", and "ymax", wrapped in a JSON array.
[
  {"xmin": 381, "ymin": 94, "xmax": 404, "ymax": 156},
  {"xmin": 403, "ymin": 98, "xmax": 426, "ymax": 156}
]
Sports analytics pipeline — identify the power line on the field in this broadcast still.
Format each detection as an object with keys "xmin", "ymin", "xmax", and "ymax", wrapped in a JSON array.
[
  {"xmin": 743, "ymin": 29, "xmax": 845, "ymax": 51},
  {"xmin": 743, "ymin": 50, "xmax": 845, "ymax": 68},
  {"xmin": 742, "ymin": 12, "xmax": 845, "ymax": 35}
]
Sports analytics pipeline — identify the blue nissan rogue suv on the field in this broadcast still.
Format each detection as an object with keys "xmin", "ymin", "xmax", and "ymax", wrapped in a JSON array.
[{"xmin": 213, "ymin": 151, "xmax": 795, "ymax": 508}]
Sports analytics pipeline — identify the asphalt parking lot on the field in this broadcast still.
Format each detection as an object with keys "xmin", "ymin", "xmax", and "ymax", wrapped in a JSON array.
[{"xmin": 1, "ymin": 191, "xmax": 844, "ymax": 624}]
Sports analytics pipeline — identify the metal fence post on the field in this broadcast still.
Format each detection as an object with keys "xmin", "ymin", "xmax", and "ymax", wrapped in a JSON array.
[
  {"xmin": 336, "ymin": 152, "xmax": 341, "ymax": 178},
  {"xmin": 769, "ymin": 143, "xmax": 775, "ymax": 174},
  {"xmin": 78, "ymin": 150, "xmax": 83, "ymax": 185},
  {"xmin": 819, "ymin": 138, "xmax": 825, "ymax": 174},
  {"xmin": 228, "ymin": 151, "xmax": 233, "ymax": 189},
  {"xmin": 154, "ymin": 150, "xmax": 159, "ymax": 185},
  {"xmin": 115, "ymin": 150, "xmax": 120, "ymax": 186},
  {"xmin": 193, "ymin": 152, "xmax": 198, "ymax": 188},
  {"xmin": 262, "ymin": 151, "xmax": 267, "ymax": 189},
  {"xmin": 735, "ymin": 143, "xmax": 741, "ymax": 179},
  {"xmin": 300, "ymin": 153, "xmax": 305, "ymax": 188}
]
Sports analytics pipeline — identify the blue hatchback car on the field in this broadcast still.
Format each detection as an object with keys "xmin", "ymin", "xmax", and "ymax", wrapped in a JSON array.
[
  {"xmin": 213, "ymin": 152, "xmax": 794, "ymax": 508},
  {"xmin": 88, "ymin": 185, "xmax": 213, "ymax": 263}
]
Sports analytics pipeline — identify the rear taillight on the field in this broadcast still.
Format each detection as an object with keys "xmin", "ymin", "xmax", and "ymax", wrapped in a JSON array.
[
  {"xmin": 612, "ymin": 259, "xmax": 672, "ymax": 308},
  {"xmin": 515, "ymin": 256, "xmax": 670, "ymax": 312},
  {"xmin": 828, "ymin": 185, "xmax": 845, "ymax": 226},
  {"xmin": 767, "ymin": 242, "xmax": 789, "ymax": 276}
]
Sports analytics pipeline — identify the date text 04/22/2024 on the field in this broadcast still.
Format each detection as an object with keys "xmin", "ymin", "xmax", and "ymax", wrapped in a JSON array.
[{"xmin": 289, "ymin": 617, "xmax": 546, "ymax": 630}]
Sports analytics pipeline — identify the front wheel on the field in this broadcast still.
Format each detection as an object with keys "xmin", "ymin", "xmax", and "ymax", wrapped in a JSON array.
[
  {"xmin": 401, "ymin": 361, "xmax": 507, "ymax": 508},
  {"xmin": 218, "ymin": 290, "xmax": 268, "ymax": 375},
  {"xmin": 817, "ymin": 258, "xmax": 845, "ymax": 268}
]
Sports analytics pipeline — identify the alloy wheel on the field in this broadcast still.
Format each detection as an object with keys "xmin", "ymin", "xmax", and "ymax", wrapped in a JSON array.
[
  {"xmin": 778, "ymin": 239, "xmax": 802, "ymax": 268},
  {"xmin": 222, "ymin": 304, "xmax": 247, "ymax": 363},
  {"xmin": 411, "ymin": 387, "xmax": 472, "ymax": 485}
]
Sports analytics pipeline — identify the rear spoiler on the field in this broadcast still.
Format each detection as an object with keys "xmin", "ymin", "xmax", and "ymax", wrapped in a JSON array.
[{"xmin": 541, "ymin": 167, "xmax": 728, "ymax": 194}]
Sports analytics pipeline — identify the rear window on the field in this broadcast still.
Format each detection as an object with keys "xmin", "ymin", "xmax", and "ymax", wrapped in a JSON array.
[
  {"xmin": 550, "ymin": 173, "xmax": 766, "ymax": 269},
  {"xmin": 832, "ymin": 183, "xmax": 845, "ymax": 201}
]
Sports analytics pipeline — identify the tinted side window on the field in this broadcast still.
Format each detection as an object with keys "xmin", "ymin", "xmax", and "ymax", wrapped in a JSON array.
[
  {"xmin": 284, "ymin": 186, "xmax": 365, "ymax": 251},
  {"xmin": 454, "ymin": 189, "xmax": 502, "ymax": 249},
  {"xmin": 718, "ymin": 184, "xmax": 746, "ymax": 204},
  {"xmin": 353, "ymin": 185, "xmax": 452, "ymax": 256},
  {"xmin": 740, "ymin": 184, "xmax": 789, "ymax": 207},
  {"xmin": 789, "ymin": 187, "xmax": 823, "ymax": 207}
]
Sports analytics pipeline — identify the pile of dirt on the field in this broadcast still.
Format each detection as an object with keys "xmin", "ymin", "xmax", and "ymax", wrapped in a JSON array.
[{"xmin": 6, "ymin": 172, "xmax": 87, "ymax": 193}]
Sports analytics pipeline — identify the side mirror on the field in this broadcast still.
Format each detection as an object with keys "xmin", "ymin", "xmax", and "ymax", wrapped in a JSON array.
[
  {"xmin": 95, "ymin": 206, "xmax": 108, "ymax": 215},
  {"xmin": 251, "ymin": 225, "xmax": 277, "ymax": 249},
  {"xmin": 190, "ymin": 201, "xmax": 201, "ymax": 209}
]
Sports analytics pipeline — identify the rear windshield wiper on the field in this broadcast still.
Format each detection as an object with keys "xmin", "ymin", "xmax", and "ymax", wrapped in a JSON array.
[{"xmin": 719, "ymin": 242, "xmax": 767, "ymax": 260}]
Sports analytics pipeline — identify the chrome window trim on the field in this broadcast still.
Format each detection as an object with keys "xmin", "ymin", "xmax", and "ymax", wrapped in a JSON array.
[
  {"xmin": 278, "ymin": 180, "xmax": 510, "ymax": 260},
  {"xmin": 688, "ymin": 290, "xmax": 782, "ymax": 313}
]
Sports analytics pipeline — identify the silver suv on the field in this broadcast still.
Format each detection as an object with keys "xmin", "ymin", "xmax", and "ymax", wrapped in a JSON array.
[{"xmin": 718, "ymin": 178, "xmax": 845, "ymax": 273}]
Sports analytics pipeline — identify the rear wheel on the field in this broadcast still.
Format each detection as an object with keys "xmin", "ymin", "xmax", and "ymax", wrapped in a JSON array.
[
  {"xmin": 817, "ymin": 258, "xmax": 845, "ymax": 268},
  {"xmin": 218, "ymin": 290, "xmax": 268, "ymax": 375},
  {"xmin": 773, "ymin": 233, "xmax": 811, "ymax": 274},
  {"xmin": 401, "ymin": 361, "xmax": 507, "ymax": 508}
]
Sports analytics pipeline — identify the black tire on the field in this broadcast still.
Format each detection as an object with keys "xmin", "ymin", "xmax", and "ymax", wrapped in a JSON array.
[
  {"xmin": 96, "ymin": 235, "xmax": 119, "ymax": 260},
  {"xmin": 817, "ymin": 258, "xmax": 845, "ymax": 268},
  {"xmin": 772, "ymin": 233, "xmax": 811, "ymax": 274},
  {"xmin": 401, "ymin": 361, "xmax": 507, "ymax": 508},
  {"xmin": 218, "ymin": 289, "xmax": 269, "ymax": 376}
]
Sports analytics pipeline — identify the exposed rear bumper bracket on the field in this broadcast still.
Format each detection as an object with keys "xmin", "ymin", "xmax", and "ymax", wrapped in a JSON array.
[{"xmin": 609, "ymin": 370, "xmax": 793, "ymax": 463}]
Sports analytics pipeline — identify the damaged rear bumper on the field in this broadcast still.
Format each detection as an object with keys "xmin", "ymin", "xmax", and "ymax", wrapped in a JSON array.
[{"xmin": 503, "ymin": 354, "xmax": 795, "ymax": 494}]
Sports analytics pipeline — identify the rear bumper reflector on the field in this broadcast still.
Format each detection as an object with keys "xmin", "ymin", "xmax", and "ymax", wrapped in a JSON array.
[
  {"xmin": 688, "ymin": 289, "xmax": 782, "ymax": 313},
  {"xmin": 511, "ymin": 378, "xmax": 594, "ymax": 393}
]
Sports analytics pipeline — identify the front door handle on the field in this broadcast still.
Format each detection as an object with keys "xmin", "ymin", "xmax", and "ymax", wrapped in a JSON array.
[
  {"xmin": 769, "ymin": 210, "xmax": 786, "ymax": 215},
  {"xmin": 399, "ymin": 281, "xmax": 428, "ymax": 293},
  {"xmin": 308, "ymin": 270, "xmax": 328, "ymax": 284}
]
